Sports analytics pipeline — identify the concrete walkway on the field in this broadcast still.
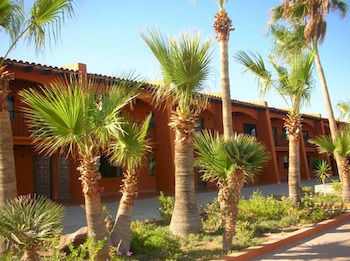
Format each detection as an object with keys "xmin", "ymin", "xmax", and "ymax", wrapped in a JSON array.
[
  {"xmin": 252, "ymin": 220, "xmax": 350, "ymax": 261},
  {"xmin": 63, "ymin": 179, "xmax": 319, "ymax": 233}
]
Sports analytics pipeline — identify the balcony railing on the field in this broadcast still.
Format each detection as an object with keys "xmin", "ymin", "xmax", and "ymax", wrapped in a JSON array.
[{"xmin": 10, "ymin": 111, "xmax": 31, "ymax": 137}]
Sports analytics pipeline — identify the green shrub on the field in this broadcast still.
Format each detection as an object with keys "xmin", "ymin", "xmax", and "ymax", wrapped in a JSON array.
[
  {"xmin": 200, "ymin": 197, "xmax": 222, "ymax": 233},
  {"xmin": 301, "ymin": 186, "xmax": 313, "ymax": 196},
  {"xmin": 332, "ymin": 181, "xmax": 343, "ymax": 193},
  {"xmin": 130, "ymin": 221, "xmax": 181, "ymax": 260},
  {"xmin": 158, "ymin": 192, "xmax": 174, "ymax": 221},
  {"xmin": 0, "ymin": 195, "xmax": 63, "ymax": 260},
  {"xmin": 231, "ymin": 221, "xmax": 259, "ymax": 250}
]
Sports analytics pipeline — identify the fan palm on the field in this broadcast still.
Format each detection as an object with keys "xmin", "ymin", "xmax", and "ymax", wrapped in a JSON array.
[
  {"xmin": 108, "ymin": 116, "xmax": 151, "ymax": 253},
  {"xmin": 270, "ymin": 0, "xmax": 348, "ymax": 183},
  {"xmin": 0, "ymin": 0, "xmax": 75, "ymax": 253},
  {"xmin": 235, "ymin": 50, "xmax": 314, "ymax": 205},
  {"xmin": 310, "ymin": 127, "xmax": 350, "ymax": 202},
  {"xmin": 194, "ymin": 131, "xmax": 268, "ymax": 252},
  {"xmin": 141, "ymin": 30, "xmax": 212, "ymax": 236},
  {"xmin": 0, "ymin": 195, "xmax": 63, "ymax": 261},
  {"xmin": 213, "ymin": 0, "xmax": 234, "ymax": 139},
  {"xmin": 19, "ymin": 79, "xmax": 139, "ymax": 260}
]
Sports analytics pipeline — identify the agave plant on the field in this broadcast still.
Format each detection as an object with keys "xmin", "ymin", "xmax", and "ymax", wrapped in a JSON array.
[
  {"xmin": 314, "ymin": 160, "xmax": 331, "ymax": 185},
  {"xmin": 0, "ymin": 195, "xmax": 63, "ymax": 261},
  {"xmin": 194, "ymin": 131, "xmax": 268, "ymax": 252}
]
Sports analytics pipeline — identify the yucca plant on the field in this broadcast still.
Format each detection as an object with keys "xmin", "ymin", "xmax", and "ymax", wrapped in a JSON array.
[
  {"xmin": 0, "ymin": 195, "xmax": 63, "ymax": 261},
  {"xmin": 314, "ymin": 160, "xmax": 331, "ymax": 185},
  {"xmin": 235, "ymin": 50, "xmax": 315, "ymax": 205},
  {"xmin": 194, "ymin": 131, "xmax": 268, "ymax": 252},
  {"xmin": 108, "ymin": 116, "xmax": 152, "ymax": 253},
  {"xmin": 20, "ymin": 79, "xmax": 139, "ymax": 260},
  {"xmin": 141, "ymin": 30, "xmax": 212, "ymax": 236},
  {"xmin": 310, "ymin": 127, "xmax": 350, "ymax": 202}
]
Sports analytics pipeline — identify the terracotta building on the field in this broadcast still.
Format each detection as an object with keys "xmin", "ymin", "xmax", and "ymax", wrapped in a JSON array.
[{"xmin": 4, "ymin": 59, "xmax": 340, "ymax": 203}]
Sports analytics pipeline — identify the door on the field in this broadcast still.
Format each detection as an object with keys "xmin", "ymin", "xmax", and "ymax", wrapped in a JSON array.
[
  {"xmin": 33, "ymin": 156, "xmax": 52, "ymax": 198},
  {"xmin": 58, "ymin": 157, "xmax": 70, "ymax": 201}
]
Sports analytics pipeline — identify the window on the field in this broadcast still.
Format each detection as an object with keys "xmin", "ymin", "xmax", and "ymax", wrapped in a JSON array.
[
  {"xmin": 302, "ymin": 131, "xmax": 309, "ymax": 141},
  {"xmin": 98, "ymin": 156, "xmax": 122, "ymax": 178},
  {"xmin": 283, "ymin": 155, "xmax": 289, "ymax": 169},
  {"xmin": 7, "ymin": 97, "xmax": 14, "ymax": 119},
  {"xmin": 243, "ymin": 123, "xmax": 257, "ymax": 137},
  {"xmin": 282, "ymin": 127, "xmax": 288, "ymax": 139},
  {"xmin": 147, "ymin": 112, "xmax": 155, "ymax": 129},
  {"xmin": 273, "ymin": 127, "xmax": 278, "ymax": 146},
  {"xmin": 149, "ymin": 156, "xmax": 156, "ymax": 176},
  {"xmin": 195, "ymin": 118, "xmax": 205, "ymax": 132}
]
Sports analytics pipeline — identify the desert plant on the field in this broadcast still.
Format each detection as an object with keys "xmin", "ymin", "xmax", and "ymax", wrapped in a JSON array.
[
  {"xmin": 158, "ymin": 192, "xmax": 174, "ymax": 221},
  {"xmin": 0, "ymin": 195, "xmax": 63, "ymax": 261},
  {"xmin": 141, "ymin": 30, "xmax": 212, "ymax": 236},
  {"xmin": 108, "ymin": 116, "xmax": 151, "ymax": 253},
  {"xmin": 235, "ymin": 50, "xmax": 315, "ymax": 205},
  {"xmin": 20, "ymin": 79, "xmax": 139, "ymax": 260},
  {"xmin": 314, "ymin": 160, "xmax": 331, "ymax": 185},
  {"xmin": 194, "ymin": 131, "xmax": 268, "ymax": 252}
]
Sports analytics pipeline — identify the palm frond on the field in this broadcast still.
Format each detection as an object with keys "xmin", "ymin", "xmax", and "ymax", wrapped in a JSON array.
[
  {"xmin": 0, "ymin": 0, "xmax": 23, "ymax": 41},
  {"xmin": 309, "ymin": 135, "xmax": 336, "ymax": 154},
  {"xmin": 337, "ymin": 101, "xmax": 350, "ymax": 120},
  {"xmin": 235, "ymin": 50, "xmax": 272, "ymax": 95},
  {"xmin": 108, "ymin": 115, "xmax": 152, "ymax": 171},
  {"xmin": 26, "ymin": 0, "xmax": 75, "ymax": 51},
  {"xmin": 141, "ymin": 29, "xmax": 212, "ymax": 115},
  {"xmin": 215, "ymin": 0, "xmax": 227, "ymax": 11},
  {"xmin": 331, "ymin": 0, "xmax": 348, "ymax": 18},
  {"xmin": 269, "ymin": 5, "xmax": 284, "ymax": 25}
]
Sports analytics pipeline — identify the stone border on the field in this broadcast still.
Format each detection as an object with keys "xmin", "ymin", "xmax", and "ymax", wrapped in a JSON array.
[{"xmin": 212, "ymin": 212, "xmax": 350, "ymax": 261}]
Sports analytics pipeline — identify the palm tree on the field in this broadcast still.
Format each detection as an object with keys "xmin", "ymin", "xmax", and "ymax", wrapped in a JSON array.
[
  {"xmin": 141, "ymin": 30, "xmax": 212, "ymax": 236},
  {"xmin": 337, "ymin": 101, "xmax": 350, "ymax": 121},
  {"xmin": 270, "ymin": 0, "xmax": 348, "ymax": 183},
  {"xmin": 235, "ymin": 50, "xmax": 315, "ymax": 205},
  {"xmin": 213, "ymin": 0, "xmax": 234, "ymax": 139},
  {"xmin": 310, "ymin": 127, "xmax": 350, "ymax": 202},
  {"xmin": 108, "ymin": 116, "xmax": 151, "ymax": 253},
  {"xmin": 19, "ymin": 79, "xmax": 138, "ymax": 260},
  {"xmin": 194, "ymin": 131, "xmax": 268, "ymax": 252},
  {"xmin": 0, "ymin": 195, "xmax": 63, "ymax": 261},
  {"xmin": 0, "ymin": 1, "xmax": 75, "ymax": 253}
]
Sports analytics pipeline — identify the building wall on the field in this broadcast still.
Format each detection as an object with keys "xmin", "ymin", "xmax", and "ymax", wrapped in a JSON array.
[{"xmin": 7, "ymin": 61, "xmax": 333, "ymax": 203}]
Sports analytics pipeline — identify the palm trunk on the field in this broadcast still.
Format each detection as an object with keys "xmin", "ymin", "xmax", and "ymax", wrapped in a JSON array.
[
  {"xmin": 21, "ymin": 247, "xmax": 39, "ymax": 261},
  {"xmin": 219, "ymin": 40, "xmax": 233, "ymax": 140},
  {"xmin": 219, "ymin": 172, "xmax": 244, "ymax": 252},
  {"xmin": 337, "ymin": 157, "xmax": 350, "ymax": 202},
  {"xmin": 0, "ymin": 78, "xmax": 17, "ymax": 254},
  {"xmin": 314, "ymin": 45, "xmax": 343, "ymax": 181},
  {"xmin": 288, "ymin": 135, "xmax": 301, "ymax": 206},
  {"xmin": 111, "ymin": 170, "xmax": 139, "ymax": 253},
  {"xmin": 169, "ymin": 113, "xmax": 202, "ymax": 236},
  {"xmin": 78, "ymin": 156, "xmax": 111, "ymax": 261}
]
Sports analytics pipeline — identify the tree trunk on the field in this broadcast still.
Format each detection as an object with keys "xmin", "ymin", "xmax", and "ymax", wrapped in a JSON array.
[
  {"xmin": 337, "ymin": 157, "xmax": 350, "ymax": 202},
  {"xmin": 288, "ymin": 134, "xmax": 301, "ymax": 205},
  {"xmin": 218, "ymin": 172, "xmax": 244, "ymax": 252},
  {"xmin": 21, "ymin": 247, "xmax": 40, "ymax": 261},
  {"xmin": 219, "ymin": 40, "xmax": 233, "ymax": 140},
  {"xmin": 314, "ymin": 45, "xmax": 343, "ymax": 182},
  {"xmin": 0, "ymin": 78, "xmax": 17, "ymax": 254},
  {"xmin": 170, "ymin": 122, "xmax": 202, "ymax": 236},
  {"xmin": 78, "ymin": 156, "xmax": 111, "ymax": 261},
  {"xmin": 111, "ymin": 170, "xmax": 139, "ymax": 253}
]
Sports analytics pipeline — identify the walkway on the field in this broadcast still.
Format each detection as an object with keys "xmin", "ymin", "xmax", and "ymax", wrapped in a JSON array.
[
  {"xmin": 63, "ymin": 179, "xmax": 318, "ymax": 233},
  {"xmin": 252, "ymin": 220, "xmax": 350, "ymax": 261}
]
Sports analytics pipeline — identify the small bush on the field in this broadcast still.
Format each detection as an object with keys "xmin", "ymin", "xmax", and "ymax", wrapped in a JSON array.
[
  {"xmin": 130, "ymin": 221, "xmax": 181, "ymax": 260},
  {"xmin": 301, "ymin": 186, "xmax": 313, "ymax": 196},
  {"xmin": 332, "ymin": 181, "xmax": 343, "ymax": 193},
  {"xmin": 158, "ymin": 192, "xmax": 174, "ymax": 221},
  {"xmin": 200, "ymin": 197, "xmax": 222, "ymax": 233},
  {"xmin": 231, "ymin": 221, "xmax": 259, "ymax": 250}
]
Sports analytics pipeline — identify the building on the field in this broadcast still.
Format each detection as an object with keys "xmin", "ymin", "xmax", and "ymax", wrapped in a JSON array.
[{"xmin": 4, "ymin": 59, "xmax": 341, "ymax": 203}]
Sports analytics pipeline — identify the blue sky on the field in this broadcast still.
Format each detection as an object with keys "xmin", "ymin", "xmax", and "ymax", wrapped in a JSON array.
[{"xmin": 1, "ymin": 0, "xmax": 349, "ymax": 117}]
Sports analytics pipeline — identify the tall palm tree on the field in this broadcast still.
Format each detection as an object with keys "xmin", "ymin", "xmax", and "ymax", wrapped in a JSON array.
[
  {"xmin": 214, "ymin": 0, "xmax": 234, "ymax": 139},
  {"xmin": 141, "ymin": 30, "xmax": 212, "ymax": 236},
  {"xmin": 270, "ymin": 0, "xmax": 348, "ymax": 182},
  {"xmin": 108, "ymin": 116, "xmax": 151, "ymax": 253},
  {"xmin": 19, "ymin": 79, "xmax": 138, "ymax": 260},
  {"xmin": 0, "ymin": 0, "xmax": 75, "ymax": 254},
  {"xmin": 310, "ymin": 127, "xmax": 350, "ymax": 202},
  {"xmin": 235, "ymin": 50, "xmax": 315, "ymax": 205},
  {"xmin": 194, "ymin": 131, "xmax": 268, "ymax": 252}
]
